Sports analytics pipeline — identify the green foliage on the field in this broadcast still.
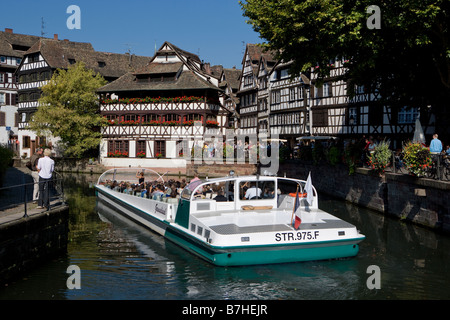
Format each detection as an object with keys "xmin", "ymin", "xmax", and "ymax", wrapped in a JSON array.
[
  {"xmin": 312, "ymin": 142, "xmax": 324, "ymax": 164},
  {"xmin": 278, "ymin": 145, "xmax": 290, "ymax": 163},
  {"xmin": 368, "ymin": 140, "xmax": 392, "ymax": 174},
  {"xmin": 297, "ymin": 145, "xmax": 312, "ymax": 161},
  {"xmin": 0, "ymin": 144, "xmax": 14, "ymax": 181},
  {"xmin": 402, "ymin": 141, "xmax": 432, "ymax": 177},
  {"xmin": 240, "ymin": 0, "xmax": 450, "ymax": 114},
  {"xmin": 326, "ymin": 146, "xmax": 341, "ymax": 166},
  {"xmin": 29, "ymin": 62, "xmax": 107, "ymax": 158},
  {"xmin": 343, "ymin": 142, "xmax": 362, "ymax": 175}
]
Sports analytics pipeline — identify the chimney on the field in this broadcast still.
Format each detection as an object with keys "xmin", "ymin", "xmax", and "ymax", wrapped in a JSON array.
[
  {"xmin": 54, "ymin": 34, "xmax": 58, "ymax": 40},
  {"xmin": 5, "ymin": 28, "xmax": 13, "ymax": 34}
]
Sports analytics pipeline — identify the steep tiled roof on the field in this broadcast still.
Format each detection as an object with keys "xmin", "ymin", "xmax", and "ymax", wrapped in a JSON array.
[
  {"xmin": 24, "ymin": 38, "xmax": 150, "ymax": 79},
  {"xmin": 244, "ymin": 44, "xmax": 277, "ymax": 67},
  {"xmin": 0, "ymin": 30, "xmax": 42, "ymax": 57},
  {"xmin": 98, "ymin": 69, "xmax": 220, "ymax": 93},
  {"xmin": 134, "ymin": 62, "xmax": 183, "ymax": 75},
  {"xmin": 98, "ymin": 41, "xmax": 221, "ymax": 93},
  {"xmin": 220, "ymin": 68, "xmax": 241, "ymax": 90}
]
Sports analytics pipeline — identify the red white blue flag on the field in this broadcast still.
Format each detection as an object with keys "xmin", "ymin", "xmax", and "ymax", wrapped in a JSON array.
[{"xmin": 293, "ymin": 190, "xmax": 301, "ymax": 229}]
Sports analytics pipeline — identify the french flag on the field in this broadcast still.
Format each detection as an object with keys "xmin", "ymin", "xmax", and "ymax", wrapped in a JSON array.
[{"xmin": 293, "ymin": 191, "xmax": 301, "ymax": 229}]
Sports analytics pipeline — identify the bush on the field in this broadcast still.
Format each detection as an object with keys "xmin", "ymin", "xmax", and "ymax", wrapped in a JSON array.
[
  {"xmin": 0, "ymin": 144, "xmax": 14, "ymax": 184},
  {"xmin": 343, "ymin": 142, "xmax": 361, "ymax": 175},
  {"xmin": 326, "ymin": 146, "xmax": 341, "ymax": 166},
  {"xmin": 368, "ymin": 140, "xmax": 392, "ymax": 174},
  {"xmin": 402, "ymin": 141, "xmax": 432, "ymax": 177},
  {"xmin": 312, "ymin": 142, "xmax": 324, "ymax": 164}
]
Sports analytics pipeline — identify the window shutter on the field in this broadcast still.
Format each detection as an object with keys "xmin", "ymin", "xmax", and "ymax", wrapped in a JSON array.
[{"xmin": 0, "ymin": 112, "xmax": 5, "ymax": 126}]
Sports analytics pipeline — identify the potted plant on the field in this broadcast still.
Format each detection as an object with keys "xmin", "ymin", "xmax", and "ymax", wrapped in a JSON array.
[
  {"xmin": 402, "ymin": 141, "xmax": 432, "ymax": 177},
  {"xmin": 367, "ymin": 140, "xmax": 392, "ymax": 174}
]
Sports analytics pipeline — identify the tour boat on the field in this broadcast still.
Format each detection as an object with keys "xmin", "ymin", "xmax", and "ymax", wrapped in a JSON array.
[{"xmin": 95, "ymin": 168, "xmax": 365, "ymax": 266}]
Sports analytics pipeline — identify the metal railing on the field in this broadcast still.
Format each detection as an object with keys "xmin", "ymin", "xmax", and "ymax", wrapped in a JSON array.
[{"xmin": 0, "ymin": 172, "xmax": 65, "ymax": 219}]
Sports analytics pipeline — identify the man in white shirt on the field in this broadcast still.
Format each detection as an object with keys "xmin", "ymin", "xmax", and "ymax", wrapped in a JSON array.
[
  {"xmin": 37, "ymin": 149, "xmax": 55, "ymax": 210},
  {"xmin": 244, "ymin": 182, "xmax": 262, "ymax": 200}
]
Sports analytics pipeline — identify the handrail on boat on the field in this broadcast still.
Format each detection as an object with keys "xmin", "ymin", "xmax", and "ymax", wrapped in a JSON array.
[{"xmin": 97, "ymin": 167, "xmax": 167, "ymax": 185}]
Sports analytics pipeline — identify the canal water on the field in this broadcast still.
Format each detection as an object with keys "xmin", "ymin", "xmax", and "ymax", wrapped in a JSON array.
[{"xmin": 1, "ymin": 173, "xmax": 449, "ymax": 300}]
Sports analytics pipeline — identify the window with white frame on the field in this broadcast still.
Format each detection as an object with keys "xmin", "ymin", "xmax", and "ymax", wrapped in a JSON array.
[
  {"xmin": 289, "ymin": 87, "xmax": 296, "ymax": 101},
  {"xmin": 323, "ymin": 83, "xmax": 332, "ymax": 97},
  {"xmin": 348, "ymin": 107, "xmax": 358, "ymax": 125},
  {"xmin": 298, "ymin": 86, "xmax": 304, "ymax": 100},
  {"xmin": 398, "ymin": 106, "xmax": 418, "ymax": 124},
  {"xmin": 271, "ymin": 90, "xmax": 281, "ymax": 104},
  {"xmin": 0, "ymin": 93, "xmax": 5, "ymax": 105}
]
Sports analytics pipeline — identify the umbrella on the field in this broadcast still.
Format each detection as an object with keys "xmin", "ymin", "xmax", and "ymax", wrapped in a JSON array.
[{"xmin": 413, "ymin": 117, "xmax": 426, "ymax": 144}]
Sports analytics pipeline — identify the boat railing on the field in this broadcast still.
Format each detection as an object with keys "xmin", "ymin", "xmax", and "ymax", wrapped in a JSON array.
[{"xmin": 97, "ymin": 167, "xmax": 167, "ymax": 186}]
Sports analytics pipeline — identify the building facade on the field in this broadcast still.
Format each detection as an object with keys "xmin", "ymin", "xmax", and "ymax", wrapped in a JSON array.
[
  {"xmin": 97, "ymin": 41, "xmax": 232, "ymax": 168},
  {"xmin": 0, "ymin": 28, "xmax": 42, "ymax": 151},
  {"xmin": 15, "ymin": 35, "xmax": 150, "ymax": 157},
  {"xmin": 236, "ymin": 44, "xmax": 436, "ymax": 150}
]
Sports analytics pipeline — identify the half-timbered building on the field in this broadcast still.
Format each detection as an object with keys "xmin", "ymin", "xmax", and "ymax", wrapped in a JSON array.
[
  {"xmin": 266, "ymin": 60, "xmax": 310, "ymax": 145},
  {"xmin": 235, "ymin": 41, "xmax": 435, "ymax": 150},
  {"xmin": 308, "ymin": 59, "xmax": 435, "ymax": 149},
  {"xmin": 15, "ymin": 35, "xmax": 150, "ymax": 157},
  {"xmin": 219, "ymin": 67, "xmax": 241, "ymax": 129},
  {"xmin": 236, "ymin": 44, "xmax": 276, "ymax": 136},
  {"xmin": 0, "ymin": 28, "xmax": 42, "ymax": 150},
  {"xmin": 97, "ymin": 41, "xmax": 231, "ymax": 168}
]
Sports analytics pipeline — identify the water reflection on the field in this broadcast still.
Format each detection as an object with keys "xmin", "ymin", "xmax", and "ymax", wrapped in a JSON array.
[{"xmin": 1, "ymin": 173, "xmax": 449, "ymax": 300}]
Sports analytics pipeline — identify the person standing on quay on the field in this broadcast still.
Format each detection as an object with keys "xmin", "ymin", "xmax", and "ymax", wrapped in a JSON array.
[
  {"xmin": 29, "ymin": 147, "xmax": 43, "ymax": 203},
  {"xmin": 36, "ymin": 149, "xmax": 55, "ymax": 210},
  {"xmin": 430, "ymin": 133, "xmax": 443, "ymax": 153}
]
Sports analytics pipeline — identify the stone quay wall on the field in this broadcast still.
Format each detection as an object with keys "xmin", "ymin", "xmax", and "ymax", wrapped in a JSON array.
[
  {"xmin": 279, "ymin": 161, "xmax": 450, "ymax": 233},
  {"xmin": 0, "ymin": 205, "xmax": 69, "ymax": 284}
]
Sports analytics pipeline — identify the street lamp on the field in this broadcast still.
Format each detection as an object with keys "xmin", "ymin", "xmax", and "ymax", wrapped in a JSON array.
[{"xmin": 349, "ymin": 115, "xmax": 355, "ymax": 134}]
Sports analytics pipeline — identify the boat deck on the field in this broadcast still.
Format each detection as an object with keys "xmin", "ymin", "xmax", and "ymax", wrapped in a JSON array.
[
  {"xmin": 208, "ymin": 219, "xmax": 356, "ymax": 235},
  {"xmin": 192, "ymin": 205, "xmax": 357, "ymax": 236}
]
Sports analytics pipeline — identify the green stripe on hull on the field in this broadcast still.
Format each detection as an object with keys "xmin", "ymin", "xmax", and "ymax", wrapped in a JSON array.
[
  {"xmin": 165, "ymin": 227, "xmax": 361, "ymax": 266},
  {"xmin": 212, "ymin": 243, "xmax": 360, "ymax": 266}
]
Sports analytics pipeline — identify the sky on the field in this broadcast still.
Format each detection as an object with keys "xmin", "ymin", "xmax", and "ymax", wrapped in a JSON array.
[{"xmin": 1, "ymin": 0, "xmax": 262, "ymax": 68}]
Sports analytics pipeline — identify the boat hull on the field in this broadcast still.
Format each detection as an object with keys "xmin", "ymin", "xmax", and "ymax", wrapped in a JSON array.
[
  {"xmin": 165, "ymin": 226, "xmax": 362, "ymax": 266},
  {"xmin": 95, "ymin": 184, "xmax": 364, "ymax": 267}
]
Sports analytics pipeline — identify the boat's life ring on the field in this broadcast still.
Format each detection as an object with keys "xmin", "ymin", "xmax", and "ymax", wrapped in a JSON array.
[{"xmin": 288, "ymin": 192, "xmax": 307, "ymax": 198}]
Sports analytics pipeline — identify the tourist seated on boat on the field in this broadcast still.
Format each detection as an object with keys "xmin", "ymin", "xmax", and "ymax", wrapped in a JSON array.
[
  {"xmin": 202, "ymin": 184, "xmax": 213, "ymax": 197},
  {"xmin": 263, "ymin": 187, "xmax": 275, "ymax": 199},
  {"xmin": 243, "ymin": 182, "xmax": 262, "ymax": 200},
  {"xmin": 213, "ymin": 189, "xmax": 228, "ymax": 202},
  {"xmin": 164, "ymin": 182, "xmax": 172, "ymax": 197},
  {"xmin": 151, "ymin": 184, "xmax": 165, "ymax": 200},
  {"xmin": 169, "ymin": 186, "xmax": 178, "ymax": 198}
]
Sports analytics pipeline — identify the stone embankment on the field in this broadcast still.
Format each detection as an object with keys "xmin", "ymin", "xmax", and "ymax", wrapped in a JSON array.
[
  {"xmin": 0, "ymin": 166, "xmax": 69, "ymax": 285},
  {"xmin": 279, "ymin": 161, "xmax": 450, "ymax": 233}
]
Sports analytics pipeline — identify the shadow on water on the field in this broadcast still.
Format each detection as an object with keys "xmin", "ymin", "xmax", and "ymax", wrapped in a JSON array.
[{"xmin": 1, "ymin": 173, "xmax": 450, "ymax": 300}]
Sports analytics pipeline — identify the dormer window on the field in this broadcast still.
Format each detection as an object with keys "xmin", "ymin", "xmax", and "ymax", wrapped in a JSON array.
[
  {"xmin": 68, "ymin": 58, "xmax": 76, "ymax": 65},
  {"xmin": 98, "ymin": 61, "xmax": 106, "ymax": 67}
]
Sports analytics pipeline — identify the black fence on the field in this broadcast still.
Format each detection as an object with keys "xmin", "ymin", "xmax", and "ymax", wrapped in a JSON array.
[
  {"xmin": 386, "ymin": 152, "xmax": 450, "ymax": 181},
  {"xmin": 0, "ymin": 172, "xmax": 65, "ymax": 220}
]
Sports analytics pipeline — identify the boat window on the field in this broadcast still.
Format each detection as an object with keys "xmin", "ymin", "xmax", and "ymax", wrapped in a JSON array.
[
  {"xmin": 192, "ymin": 181, "xmax": 235, "ymax": 202},
  {"xmin": 181, "ymin": 187, "xmax": 192, "ymax": 200},
  {"xmin": 239, "ymin": 180, "xmax": 275, "ymax": 200},
  {"xmin": 277, "ymin": 178, "xmax": 303, "ymax": 195}
]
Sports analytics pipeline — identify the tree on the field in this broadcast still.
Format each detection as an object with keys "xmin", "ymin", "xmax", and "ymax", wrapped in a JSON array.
[
  {"xmin": 29, "ymin": 62, "xmax": 107, "ymax": 158},
  {"xmin": 240, "ymin": 0, "xmax": 450, "ymax": 137}
]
